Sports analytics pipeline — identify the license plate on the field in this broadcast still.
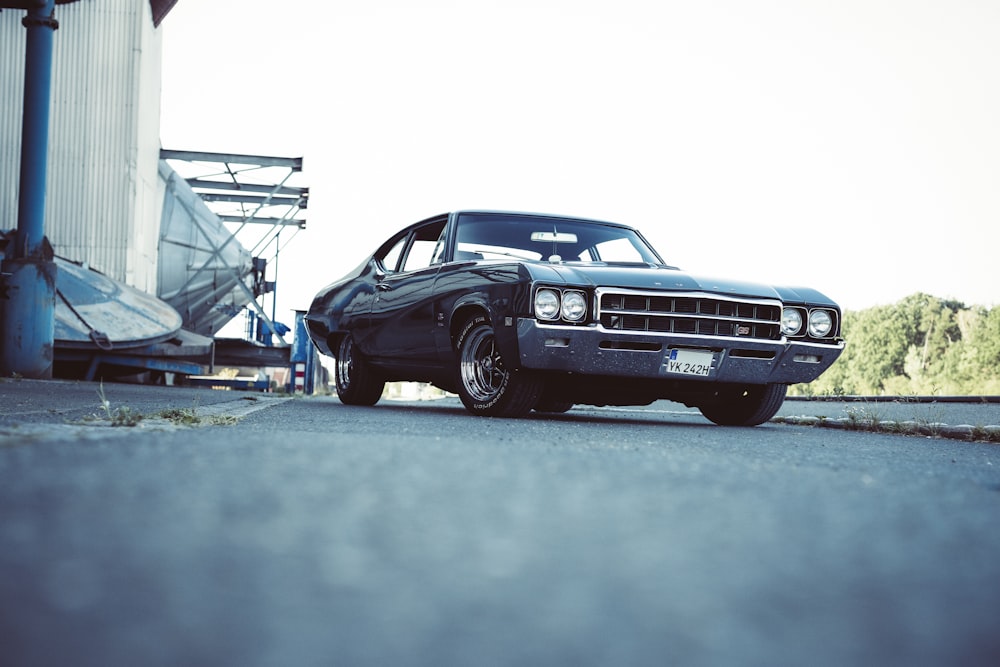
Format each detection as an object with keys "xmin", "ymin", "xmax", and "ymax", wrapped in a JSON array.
[{"xmin": 663, "ymin": 349, "xmax": 713, "ymax": 376}]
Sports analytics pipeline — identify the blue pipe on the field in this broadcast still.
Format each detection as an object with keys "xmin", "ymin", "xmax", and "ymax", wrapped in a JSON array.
[
  {"xmin": 0, "ymin": 0, "xmax": 58, "ymax": 379},
  {"xmin": 15, "ymin": 0, "xmax": 57, "ymax": 258}
]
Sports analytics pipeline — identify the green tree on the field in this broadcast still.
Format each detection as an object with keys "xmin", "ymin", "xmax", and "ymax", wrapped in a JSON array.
[
  {"xmin": 957, "ymin": 305, "xmax": 1000, "ymax": 394},
  {"xmin": 792, "ymin": 294, "xmax": 998, "ymax": 396},
  {"xmin": 894, "ymin": 293, "xmax": 964, "ymax": 393},
  {"xmin": 838, "ymin": 304, "xmax": 912, "ymax": 393}
]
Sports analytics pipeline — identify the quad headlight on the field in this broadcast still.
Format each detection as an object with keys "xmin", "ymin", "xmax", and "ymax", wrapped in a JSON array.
[
  {"xmin": 808, "ymin": 309, "xmax": 835, "ymax": 338},
  {"xmin": 560, "ymin": 290, "xmax": 587, "ymax": 322},
  {"xmin": 534, "ymin": 287, "xmax": 588, "ymax": 323},
  {"xmin": 781, "ymin": 307, "xmax": 804, "ymax": 336},
  {"xmin": 782, "ymin": 306, "xmax": 838, "ymax": 338},
  {"xmin": 534, "ymin": 288, "xmax": 561, "ymax": 320}
]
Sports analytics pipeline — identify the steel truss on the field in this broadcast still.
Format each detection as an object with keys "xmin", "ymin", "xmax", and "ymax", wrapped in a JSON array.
[{"xmin": 159, "ymin": 149, "xmax": 309, "ymax": 347}]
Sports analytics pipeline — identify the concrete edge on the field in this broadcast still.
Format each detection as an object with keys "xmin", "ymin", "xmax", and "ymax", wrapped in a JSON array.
[{"xmin": 773, "ymin": 414, "xmax": 1000, "ymax": 443}]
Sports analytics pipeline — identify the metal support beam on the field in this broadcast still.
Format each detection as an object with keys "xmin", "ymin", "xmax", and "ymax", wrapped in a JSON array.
[
  {"xmin": 183, "ymin": 178, "xmax": 308, "ymax": 198},
  {"xmin": 218, "ymin": 216, "xmax": 306, "ymax": 228},
  {"xmin": 159, "ymin": 149, "xmax": 302, "ymax": 172},
  {"xmin": 197, "ymin": 192, "xmax": 306, "ymax": 207}
]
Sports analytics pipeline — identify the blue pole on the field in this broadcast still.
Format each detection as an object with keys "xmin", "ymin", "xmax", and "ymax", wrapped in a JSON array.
[
  {"xmin": 290, "ymin": 310, "xmax": 306, "ymax": 393},
  {"xmin": 15, "ymin": 0, "xmax": 58, "ymax": 259},
  {"xmin": 0, "ymin": 0, "xmax": 59, "ymax": 379}
]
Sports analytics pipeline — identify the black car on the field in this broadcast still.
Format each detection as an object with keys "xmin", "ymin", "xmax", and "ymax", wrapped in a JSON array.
[{"xmin": 306, "ymin": 210, "xmax": 845, "ymax": 426}]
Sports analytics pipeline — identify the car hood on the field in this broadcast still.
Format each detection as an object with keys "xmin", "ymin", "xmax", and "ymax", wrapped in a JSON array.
[{"xmin": 527, "ymin": 262, "xmax": 835, "ymax": 305}]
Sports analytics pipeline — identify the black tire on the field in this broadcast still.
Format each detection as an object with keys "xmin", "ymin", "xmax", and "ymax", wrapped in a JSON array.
[
  {"xmin": 698, "ymin": 383, "xmax": 787, "ymax": 427},
  {"xmin": 534, "ymin": 396, "xmax": 574, "ymax": 414},
  {"xmin": 335, "ymin": 334, "xmax": 385, "ymax": 406},
  {"xmin": 455, "ymin": 315, "xmax": 542, "ymax": 417}
]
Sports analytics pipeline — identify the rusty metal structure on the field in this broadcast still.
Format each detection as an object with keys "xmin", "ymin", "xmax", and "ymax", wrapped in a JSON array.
[{"xmin": 1, "ymin": 0, "xmax": 313, "ymax": 386}]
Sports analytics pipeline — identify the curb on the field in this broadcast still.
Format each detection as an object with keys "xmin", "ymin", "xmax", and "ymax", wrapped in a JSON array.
[
  {"xmin": 773, "ymin": 414, "xmax": 1000, "ymax": 444},
  {"xmin": 786, "ymin": 395, "xmax": 1000, "ymax": 404}
]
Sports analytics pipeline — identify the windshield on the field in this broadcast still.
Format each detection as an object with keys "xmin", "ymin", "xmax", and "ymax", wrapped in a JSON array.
[{"xmin": 454, "ymin": 213, "xmax": 664, "ymax": 264}]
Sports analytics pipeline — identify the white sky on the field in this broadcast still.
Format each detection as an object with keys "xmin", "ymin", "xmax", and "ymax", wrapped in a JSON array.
[{"xmin": 160, "ymin": 0, "xmax": 1000, "ymax": 330}]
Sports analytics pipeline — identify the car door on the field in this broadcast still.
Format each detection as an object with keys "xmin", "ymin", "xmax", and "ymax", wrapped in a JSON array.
[{"xmin": 365, "ymin": 218, "xmax": 447, "ymax": 364}]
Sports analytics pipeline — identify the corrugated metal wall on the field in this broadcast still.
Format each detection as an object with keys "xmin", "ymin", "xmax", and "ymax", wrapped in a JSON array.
[{"xmin": 0, "ymin": 0, "xmax": 162, "ymax": 294}]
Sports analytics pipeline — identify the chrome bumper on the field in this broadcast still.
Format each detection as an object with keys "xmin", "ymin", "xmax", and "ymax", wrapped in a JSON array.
[{"xmin": 516, "ymin": 318, "xmax": 844, "ymax": 385}]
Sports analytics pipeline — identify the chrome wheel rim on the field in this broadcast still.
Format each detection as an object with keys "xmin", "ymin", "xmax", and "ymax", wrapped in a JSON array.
[
  {"xmin": 460, "ymin": 326, "xmax": 506, "ymax": 402},
  {"xmin": 337, "ymin": 337, "xmax": 354, "ymax": 389}
]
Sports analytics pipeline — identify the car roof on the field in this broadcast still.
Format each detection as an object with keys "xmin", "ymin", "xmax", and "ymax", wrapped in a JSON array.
[{"xmin": 446, "ymin": 210, "xmax": 639, "ymax": 229}]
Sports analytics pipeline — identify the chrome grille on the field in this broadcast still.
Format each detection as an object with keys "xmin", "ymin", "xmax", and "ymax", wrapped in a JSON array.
[{"xmin": 597, "ymin": 290, "xmax": 782, "ymax": 340}]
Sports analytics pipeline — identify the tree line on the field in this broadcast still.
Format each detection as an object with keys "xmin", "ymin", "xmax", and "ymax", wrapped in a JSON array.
[{"xmin": 791, "ymin": 293, "xmax": 1000, "ymax": 397}]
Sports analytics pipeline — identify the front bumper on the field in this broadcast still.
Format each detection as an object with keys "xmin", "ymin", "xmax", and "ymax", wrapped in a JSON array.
[{"xmin": 516, "ymin": 318, "xmax": 844, "ymax": 385}]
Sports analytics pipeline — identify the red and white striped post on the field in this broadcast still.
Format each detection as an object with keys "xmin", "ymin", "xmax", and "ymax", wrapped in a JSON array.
[{"xmin": 292, "ymin": 362, "xmax": 305, "ymax": 393}]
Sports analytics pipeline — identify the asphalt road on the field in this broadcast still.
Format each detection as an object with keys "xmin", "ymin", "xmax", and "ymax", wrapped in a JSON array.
[{"xmin": 2, "ymin": 387, "xmax": 999, "ymax": 666}]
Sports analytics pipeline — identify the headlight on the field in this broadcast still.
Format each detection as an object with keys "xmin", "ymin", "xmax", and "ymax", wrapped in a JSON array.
[
  {"xmin": 561, "ymin": 290, "xmax": 587, "ymax": 322},
  {"xmin": 781, "ymin": 307, "xmax": 804, "ymax": 336},
  {"xmin": 534, "ymin": 288, "xmax": 561, "ymax": 320},
  {"xmin": 808, "ymin": 309, "xmax": 834, "ymax": 338}
]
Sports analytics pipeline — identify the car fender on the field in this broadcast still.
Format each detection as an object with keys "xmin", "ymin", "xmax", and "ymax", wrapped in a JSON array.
[
  {"xmin": 305, "ymin": 261, "xmax": 381, "ymax": 354},
  {"xmin": 440, "ymin": 270, "xmax": 529, "ymax": 369}
]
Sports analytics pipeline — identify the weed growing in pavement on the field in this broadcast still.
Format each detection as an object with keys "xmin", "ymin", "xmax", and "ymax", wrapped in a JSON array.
[
  {"xmin": 968, "ymin": 425, "xmax": 1000, "ymax": 444},
  {"xmin": 109, "ymin": 405, "xmax": 143, "ymax": 427},
  {"xmin": 155, "ymin": 407, "xmax": 238, "ymax": 427},
  {"xmin": 156, "ymin": 407, "xmax": 201, "ymax": 426},
  {"xmin": 844, "ymin": 401, "xmax": 884, "ymax": 431},
  {"xmin": 87, "ymin": 384, "xmax": 238, "ymax": 428},
  {"xmin": 95, "ymin": 381, "xmax": 143, "ymax": 427}
]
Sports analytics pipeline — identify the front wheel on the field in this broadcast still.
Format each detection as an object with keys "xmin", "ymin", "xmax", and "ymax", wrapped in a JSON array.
[
  {"xmin": 455, "ymin": 315, "xmax": 542, "ymax": 417},
  {"xmin": 698, "ymin": 383, "xmax": 787, "ymax": 426},
  {"xmin": 335, "ymin": 334, "xmax": 385, "ymax": 406}
]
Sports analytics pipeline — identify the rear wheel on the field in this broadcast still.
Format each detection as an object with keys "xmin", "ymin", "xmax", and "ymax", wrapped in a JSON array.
[
  {"xmin": 698, "ymin": 383, "xmax": 787, "ymax": 426},
  {"xmin": 455, "ymin": 315, "xmax": 542, "ymax": 417},
  {"xmin": 335, "ymin": 334, "xmax": 385, "ymax": 406}
]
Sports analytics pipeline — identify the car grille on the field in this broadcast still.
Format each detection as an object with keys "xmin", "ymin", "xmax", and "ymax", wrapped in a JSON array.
[{"xmin": 597, "ymin": 290, "xmax": 782, "ymax": 340}]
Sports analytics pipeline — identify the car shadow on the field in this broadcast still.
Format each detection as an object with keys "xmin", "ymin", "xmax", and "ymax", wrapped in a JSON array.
[{"xmin": 356, "ymin": 396, "xmax": 727, "ymax": 430}]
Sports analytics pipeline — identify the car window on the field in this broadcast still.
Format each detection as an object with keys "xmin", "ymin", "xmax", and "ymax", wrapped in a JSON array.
[
  {"xmin": 379, "ymin": 236, "xmax": 407, "ymax": 272},
  {"xmin": 402, "ymin": 238, "xmax": 438, "ymax": 271},
  {"xmin": 455, "ymin": 212, "xmax": 663, "ymax": 264},
  {"xmin": 589, "ymin": 237, "xmax": 649, "ymax": 263},
  {"xmin": 456, "ymin": 242, "xmax": 540, "ymax": 261},
  {"xmin": 400, "ymin": 219, "xmax": 447, "ymax": 272},
  {"xmin": 429, "ymin": 225, "xmax": 449, "ymax": 265}
]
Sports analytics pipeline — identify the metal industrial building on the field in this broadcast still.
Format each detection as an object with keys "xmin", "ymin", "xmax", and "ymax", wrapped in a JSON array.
[{"xmin": 1, "ymin": 0, "xmax": 314, "ymax": 389}]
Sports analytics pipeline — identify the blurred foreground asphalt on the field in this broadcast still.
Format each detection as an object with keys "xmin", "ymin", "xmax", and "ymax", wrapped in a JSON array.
[{"xmin": 2, "ymin": 378, "xmax": 999, "ymax": 667}]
